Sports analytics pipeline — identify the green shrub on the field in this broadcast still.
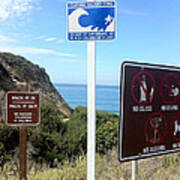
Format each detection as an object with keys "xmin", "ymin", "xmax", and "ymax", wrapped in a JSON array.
[
  {"xmin": 0, "ymin": 126, "xmax": 19, "ymax": 166},
  {"xmin": 64, "ymin": 106, "xmax": 119, "ymax": 157},
  {"xmin": 0, "ymin": 103, "xmax": 119, "ymax": 167},
  {"xmin": 64, "ymin": 106, "xmax": 87, "ymax": 159},
  {"xmin": 96, "ymin": 117, "xmax": 118, "ymax": 154},
  {"xmin": 29, "ymin": 100, "xmax": 67, "ymax": 165}
]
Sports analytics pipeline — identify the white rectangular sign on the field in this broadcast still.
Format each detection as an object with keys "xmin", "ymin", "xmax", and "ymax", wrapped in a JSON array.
[{"xmin": 67, "ymin": 1, "xmax": 116, "ymax": 41}]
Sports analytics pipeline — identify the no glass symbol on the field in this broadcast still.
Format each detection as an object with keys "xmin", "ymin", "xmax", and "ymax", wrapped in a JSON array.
[{"xmin": 131, "ymin": 71, "xmax": 156, "ymax": 105}]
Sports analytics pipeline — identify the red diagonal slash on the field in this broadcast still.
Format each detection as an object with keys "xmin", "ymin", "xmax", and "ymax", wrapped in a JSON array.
[
  {"xmin": 149, "ymin": 118, "xmax": 163, "ymax": 141},
  {"xmin": 164, "ymin": 79, "xmax": 174, "ymax": 94},
  {"xmin": 160, "ymin": 73, "xmax": 180, "ymax": 104},
  {"xmin": 145, "ymin": 113, "xmax": 167, "ymax": 145},
  {"xmin": 137, "ymin": 76, "xmax": 150, "ymax": 103},
  {"xmin": 131, "ymin": 71, "xmax": 156, "ymax": 105}
]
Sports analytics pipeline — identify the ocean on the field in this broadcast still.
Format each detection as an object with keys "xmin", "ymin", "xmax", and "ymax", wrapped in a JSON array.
[{"xmin": 54, "ymin": 84, "xmax": 120, "ymax": 114}]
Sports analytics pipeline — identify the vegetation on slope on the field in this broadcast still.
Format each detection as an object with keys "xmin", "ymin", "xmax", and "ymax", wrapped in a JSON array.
[
  {"xmin": 0, "ymin": 103, "xmax": 119, "ymax": 168},
  {"xmin": 0, "ymin": 83, "xmax": 180, "ymax": 179},
  {"xmin": 1, "ymin": 148, "xmax": 180, "ymax": 180}
]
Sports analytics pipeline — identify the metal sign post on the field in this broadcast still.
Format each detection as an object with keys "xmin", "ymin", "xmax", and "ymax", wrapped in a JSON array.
[
  {"xmin": 67, "ymin": 2, "xmax": 116, "ymax": 179},
  {"xmin": 87, "ymin": 1, "xmax": 96, "ymax": 180},
  {"xmin": 87, "ymin": 41, "xmax": 96, "ymax": 180},
  {"xmin": 132, "ymin": 160, "xmax": 138, "ymax": 180}
]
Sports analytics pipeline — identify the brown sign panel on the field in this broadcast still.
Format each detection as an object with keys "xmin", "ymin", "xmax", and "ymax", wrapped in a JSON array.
[
  {"xmin": 6, "ymin": 92, "xmax": 40, "ymax": 126},
  {"xmin": 119, "ymin": 61, "xmax": 180, "ymax": 162}
]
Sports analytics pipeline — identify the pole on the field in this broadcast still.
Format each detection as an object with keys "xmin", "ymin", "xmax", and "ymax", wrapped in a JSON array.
[
  {"xmin": 19, "ymin": 83, "xmax": 28, "ymax": 180},
  {"xmin": 132, "ymin": 160, "xmax": 138, "ymax": 180},
  {"xmin": 19, "ymin": 126, "xmax": 27, "ymax": 180},
  {"xmin": 86, "ymin": 0, "xmax": 96, "ymax": 178},
  {"xmin": 87, "ymin": 40, "xmax": 96, "ymax": 180}
]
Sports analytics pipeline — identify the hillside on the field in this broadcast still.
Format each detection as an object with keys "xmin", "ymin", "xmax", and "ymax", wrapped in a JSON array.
[
  {"xmin": 0, "ymin": 52, "xmax": 72, "ymax": 119},
  {"xmin": 0, "ymin": 52, "xmax": 121, "ymax": 179}
]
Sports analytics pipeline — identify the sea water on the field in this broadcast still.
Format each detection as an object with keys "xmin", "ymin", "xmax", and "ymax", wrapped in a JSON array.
[{"xmin": 54, "ymin": 84, "xmax": 120, "ymax": 114}]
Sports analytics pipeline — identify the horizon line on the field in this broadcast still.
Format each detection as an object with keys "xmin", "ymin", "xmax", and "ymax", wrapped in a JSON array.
[{"xmin": 53, "ymin": 82, "xmax": 120, "ymax": 87}]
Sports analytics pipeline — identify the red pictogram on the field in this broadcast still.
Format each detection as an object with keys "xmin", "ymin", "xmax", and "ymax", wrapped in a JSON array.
[
  {"xmin": 131, "ymin": 71, "xmax": 156, "ymax": 105},
  {"xmin": 145, "ymin": 112, "xmax": 167, "ymax": 145},
  {"xmin": 160, "ymin": 73, "xmax": 180, "ymax": 104},
  {"xmin": 171, "ymin": 112, "xmax": 180, "ymax": 141}
]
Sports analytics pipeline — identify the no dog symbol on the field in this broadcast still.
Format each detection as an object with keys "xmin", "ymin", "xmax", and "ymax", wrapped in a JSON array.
[{"xmin": 131, "ymin": 71, "xmax": 156, "ymax": 105}]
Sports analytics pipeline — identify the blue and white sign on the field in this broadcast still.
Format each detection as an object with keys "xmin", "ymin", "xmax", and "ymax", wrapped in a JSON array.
[{"xmin": 67, "ymin": 1, "xmax": 116, "ymax": 41}]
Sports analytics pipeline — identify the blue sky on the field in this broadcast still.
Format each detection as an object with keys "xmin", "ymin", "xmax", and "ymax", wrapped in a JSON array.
[{"xmin": 0, "ymin": 0, "xmax": 180, "ymax": 85}]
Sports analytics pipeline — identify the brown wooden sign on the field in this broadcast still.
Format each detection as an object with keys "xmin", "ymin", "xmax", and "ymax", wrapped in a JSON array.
[
  {"xmin": 119, "ymin": 61, "xmax": 180, "ymax": 162},
  {"xmin": 6, "ymin": 92, "xmax": 40, "ymax": 126}
]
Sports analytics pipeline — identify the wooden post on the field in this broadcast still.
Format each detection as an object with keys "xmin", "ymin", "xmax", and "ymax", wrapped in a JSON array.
[
  {"xmin": 19, "ymin": 83, "xmax": 28, "ymax": 180},
  {"xmin": 19, "ymin": 126, "xmax": 27, "ymax": 180}
]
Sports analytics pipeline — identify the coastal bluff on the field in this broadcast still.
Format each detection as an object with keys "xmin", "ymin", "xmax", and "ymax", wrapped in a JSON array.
[{"xmin": 0, "ymin": 52, "xmax": 72, "ymax": 122}]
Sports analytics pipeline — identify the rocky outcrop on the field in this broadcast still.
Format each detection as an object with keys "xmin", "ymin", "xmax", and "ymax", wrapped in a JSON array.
[{"xmin": 0, "ymin": 52, "xmax": 72, "ymax": 121}]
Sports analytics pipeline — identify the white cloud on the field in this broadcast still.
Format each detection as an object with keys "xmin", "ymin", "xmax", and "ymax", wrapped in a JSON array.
[
  {"xmin": 45, "ymin": 37, "xmax": 57, "ymax": 42},
  {"xmin": 0, "ymin": 0, "xmax": 37, "ymax": 20},
  {"xmin": 57, "ymin": 39, "xmax": 64, "ymax": 43},
  {"xmin": 0, "ymin": 34, "xmax": 16, "ymax": 42},
  {"xmin": 0, "ymin": 46, "xmax": 76, "ymax": 58},
  {"xmin": 44, "ymin": 37, "xmax": 64, "ymax": 43}
]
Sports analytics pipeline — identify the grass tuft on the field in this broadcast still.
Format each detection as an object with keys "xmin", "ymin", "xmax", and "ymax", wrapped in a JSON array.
[{"xmin": 1, "ymin": 149, "xmax": 180, "ymax": 179}]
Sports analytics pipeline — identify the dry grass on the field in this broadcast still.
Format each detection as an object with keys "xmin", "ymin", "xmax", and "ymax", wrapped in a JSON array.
[{"xmin": 1, "ymin": 149, "xmax": 180, "ymax": 180}]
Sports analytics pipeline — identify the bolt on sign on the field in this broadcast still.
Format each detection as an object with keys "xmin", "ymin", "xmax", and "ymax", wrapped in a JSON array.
[
  {"xmin": 119, "ymin": 61, "xmax": 180, "ymax": 162},
  {"xmin": 6, "ymin": 92, "xmax": 40, "ymax": 126}
]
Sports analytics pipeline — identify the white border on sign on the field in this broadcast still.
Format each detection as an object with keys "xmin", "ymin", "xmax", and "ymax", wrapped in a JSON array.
[
  {"xmin": 119, "ymin": 61, "xmax": 180, "ymax": 162},
  {"xmin": 66, "ymin": 0, "xmax": 117, "ymax": 42},
  {"xmin": 6, "ymin": 91, "xmax": 41, "ymax": 127}
]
